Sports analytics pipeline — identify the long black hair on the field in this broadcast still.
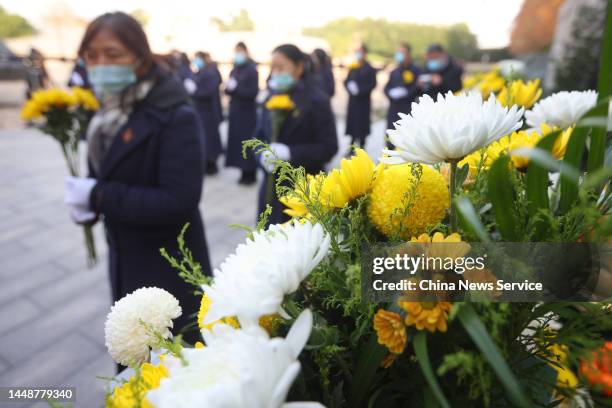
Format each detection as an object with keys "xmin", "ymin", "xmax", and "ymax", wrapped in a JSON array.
[
  {"xmin": 312, "ymin": 48, "xmax": 331, "ymax": 72},
  {"xmin": 272, "ymin": 43, "xmax": 312, "ymax": 84}
]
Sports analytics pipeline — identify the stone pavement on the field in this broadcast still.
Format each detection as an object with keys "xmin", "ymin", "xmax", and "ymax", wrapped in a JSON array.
[{"xmin": 0, "ymin": 110, "xmax": 387, "ymax": 407}]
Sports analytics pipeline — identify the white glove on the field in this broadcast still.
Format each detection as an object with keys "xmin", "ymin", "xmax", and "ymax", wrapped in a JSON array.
[
  {"xmin": 260, "ymin": 143, "xmax": 291, "ymax": 173},
  {"xmin": 388, "ymin": 87, "xmax": 409, "ymax": 99},
  {"xmin": 183, "ymin": 78, "xmax": 197, "ymax": 95},
  {"xmin": 225, "ymin": 77, "xmax": 238, "ymax": 92},
  {"xmin": 347, "ymin": 81, "xmax": 359, "ymax": 96},
  {"xmin": 70, "ymin": 205, "xmax": 97, "ymax": 224},
  {"xmin": 64, "ymin": 176, "xmax": 96, "ymax": 209}
]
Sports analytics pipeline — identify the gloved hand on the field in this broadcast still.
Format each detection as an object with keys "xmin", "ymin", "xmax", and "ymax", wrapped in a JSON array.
[
  {"xmin": 64, "ymin": 176, "xmax": 96, "ymax": 209},
  {"xmin": 347, "ymin": 81, "xmax": 359, "ymax": 96},
  {"xmin": 260, "ymin": 143, "xmax": 291, "ymax": 173},
  {"xmin": 225, "ymin": 77, "xmax": 238, "ymax": 92},
  {"xmin": 388, "ymin": 87, "xmax": 409, "ymax": 99},
  {"xmin": 69, "ymin": 205, "xmax": 97, "ymax": 224},
  {"xmin": 183, "ymin": 78, "xmax": 197, "ymax": 95}
]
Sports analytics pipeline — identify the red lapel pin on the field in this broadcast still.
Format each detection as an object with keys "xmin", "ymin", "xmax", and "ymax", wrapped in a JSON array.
[{"xmin": 122, "ymin": 128, "xmax": 134, "ymax": 143}]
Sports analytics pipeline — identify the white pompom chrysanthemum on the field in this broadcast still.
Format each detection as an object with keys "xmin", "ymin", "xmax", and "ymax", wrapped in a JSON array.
[
  {"xmin": 525, "ymin": 90, "xmax": 597, "ymax": 129},
  {"xmin": 382, "ymin": 91, "xmax": 524, "ymax": 164},
  {"xmin": 104, "ymin": 287, "xmax": 181, "ymax": 366}
]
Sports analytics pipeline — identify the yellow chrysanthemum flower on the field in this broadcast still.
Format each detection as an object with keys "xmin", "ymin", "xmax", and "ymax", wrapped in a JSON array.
[
  {"xmin": 478, "ymin": 70, "xmax": 505, "ymax": 98},
  {"xmin": 194, "ymin": 341, "xmax": 205, "ymax": 349},
  {"xmin": 106, "ymin": 362, "xmax": 168, "ymax": 408},
  {"xmin": 410, "ymin": 232, "xmax": 470, "ymax": 265},
  {"xmin": 373, "ymin": 309, "xmax": 407, "ymax": 354},
  {"xmin": 197, "ymin": 294, "xmax": 240, "ymax": 331},
  {"xmin": 462, "ymin": 73, "xmax": 483, "ymax": 90},
  {"xmin": 460, "ymin": 129, "xmax": 542, "ymax": 171},
  {"xmin": 368, "ymin": 164, "xmax": 449, "ymax": 239},
  {"xmin": 72, "ymin": 86, "xmax": 100, "ymax": 111},
  {"xmin": 540, "ymin": 123, "xmax": 574, "ymax": 160},
  {"xmin": 21, "ymin": 88, "xmax": 79, "ymax": 120},
  {"xmin": 402, "ymin": 71, "xmax": 414, "ymax": 84},
  {"xmin": 399, "ymin": 301, "xmax": 452, "ymax": 333},
  {"xmin": 549, "ymin": 344, "xmax": 578, "ymax": 389},
  {"xmin": 320, "ymin": 148, "xmax": 375, "ymax": 208},
  {"xmin": 265, "ymin": 94, "xmax": 295, "ymax": 111},
  {"xmin": 280, "ymin": 174, "xmax": 325, "ymax": 218},
  {"xmin": 497, "ymin": 79, "xmax": 542, "ymax": 108},
  {"xmin": 20, "ymin": 100, "xmax": 43, "ymax": 120},
  {"xmin": 347, "ymin": 60, "xmax": 361, "ymax": 70}
]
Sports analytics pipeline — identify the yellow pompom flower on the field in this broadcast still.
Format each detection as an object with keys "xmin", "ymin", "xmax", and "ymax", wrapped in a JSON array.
[
  {"xmin": 197, "ymin": 294, "xmax": 240, "ymax": 331},
  {"xmin": 368, "ymin": 164, "xmax": 449, "ymax": 239},
  {"xmin": 265, "ymin": 94, "xmax": 295, "ymax": 111},
  {"xmin": 72, "ymin": 87, "xmax": 99, "ymax": 111},
  {"xmin": 402, "ymin": 71, "xmax": 414, "ymax": 84},
  {"xmin": 497, "ymin": 79, "xmax": 542, "ymax": 108},
  {"xmin": 399, "ymin": 301, "xmax": 452, "ymax": 333},
  {"xmin": 106, "ymin": 362, "xmax": 168, "ymax": 408},
  {"xmin": 21, "ymin": 88, "xmax": 79, "ymax": 120},
  {"xmin": 320, "ymin": 148, "xmax": 375, "ymax": 208},
  {"xmin": 373, "ymin": 309, "xmax": 407, "ymax": 354},
  {"xmin": 347, "ymin": 60, "xmax": 361, "ymax": 71}
]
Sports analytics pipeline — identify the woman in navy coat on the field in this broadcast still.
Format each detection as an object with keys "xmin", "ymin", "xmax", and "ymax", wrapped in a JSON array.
[
  {"xmin": 344, "ymin": 44, "xmax": 377, "ymax": 147},
  {"xmin": 192, "ymin": 51, "xmax": 223, "ymax": 174},
  {"xmin": 224, "ymin": 42, "xmax": 259, "ymax": 185},
  {"xmin": 64, "ymin": 12, "xmax": 211, "ymax": 343},
  {"xmin": 384, "ymin": 43, "xmax": 422, "ymax": 147},
  {"xmin": 311, "ymin": 48, "xmax": 335, "ymax": 97},
  {"xmin": 255, "ymin": 44, "xmax": 338, "ymax": 225}
]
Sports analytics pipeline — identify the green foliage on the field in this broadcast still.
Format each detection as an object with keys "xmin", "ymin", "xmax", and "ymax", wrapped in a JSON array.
[
  {"xmin": 0, "ymin": 6, "xmax": 34, "ymax": 38},
  {"xmin": 211, "ymin": 9, "xmax": 254, "ymax": 32},
  {"xmin": 160, "ymin": 223, "xmax": 210, "ymax": 291},
  {"xmin": 303, "ymin": 18, "xmax": 478, "ymax": 60}
]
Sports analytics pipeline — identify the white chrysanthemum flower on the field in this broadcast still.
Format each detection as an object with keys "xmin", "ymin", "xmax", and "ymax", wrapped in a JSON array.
[
  {"xmin": 147, "ymin": 310, "xmax": 324, "ymax": 408},
  {"xmin": 525, "ymin": 90, "xmax": 597, "ymax": 129},
  {"xmin": 382, "ymin": 91, "xmax": 524, "ymax": 164},
  {"xmin": 202, "ymin": 221, "xmax": 330, "ymax": 327},
  {"xmin": 104, "ymin": 287, "xmax": 181, "ymax": 366}
]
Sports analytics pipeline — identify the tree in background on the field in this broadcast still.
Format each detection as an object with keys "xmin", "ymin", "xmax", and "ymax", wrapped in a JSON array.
[
  {"xmin": 303, "ymin": 18, "xmax": 478, "ymax": 61},
  {"xmin": 211, "ymin": 9, "xmax": 255, "ymax": 32},
  {"xmin": 0, "ymin": 5, "xmax": 34, "ymax": 38},
  {"xmin": 509, "ymin": 0, "xmax": 564, "ymax": 54},
  {"xmin": 553, "ymin": 4, "xmax": 604, "ymax": 92}
]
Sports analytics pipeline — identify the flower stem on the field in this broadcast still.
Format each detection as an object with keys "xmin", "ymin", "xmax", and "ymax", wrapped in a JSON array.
[{"xmin": 448, "ymin": 160, "xmax": 458, "ymax": 232}]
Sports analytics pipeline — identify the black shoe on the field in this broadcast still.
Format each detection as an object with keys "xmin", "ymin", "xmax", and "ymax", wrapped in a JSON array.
[
  {"xmin": 205, "ymin": 161, "xmax": 218, "ymax": 175},
  {"xmin": 238, "ymin": 171, "xmax": 256, "ymax": 185}
]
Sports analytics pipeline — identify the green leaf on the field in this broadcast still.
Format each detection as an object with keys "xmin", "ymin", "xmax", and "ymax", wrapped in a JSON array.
[
  {"xmin": 413, "ymin": 332, "xmax": 451, "ymax": 408},
  {"xmin": 457, "ymin": 304, "xmax": 532, "ymax": 408},
  {"xmin": 347, "ymin": 332, "xmax": 387, "ymax": 407},
  {"xmin": 488, "ymin": 155, "xmax": 520, "ymax": 241},
  {"xmin": 455, "ymin": 196, "xmax": 492, "ymax": 243},
  {"xmin": 588, "ymin": 1, "xmax": 612, "ymax": 173},
  {"xmin": 558, "ymin": 126, "xmax": 588, "ymax": 214},
  {"xmin": 525, "ymin": 131, "xmax": 561, "ymax": 239}
]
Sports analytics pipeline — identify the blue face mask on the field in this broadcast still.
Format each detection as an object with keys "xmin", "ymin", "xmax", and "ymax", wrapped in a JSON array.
[
  {"xmin": 426, "ymin": 58, "xmax": 445, "ymax": 72},
  {"xmin": 234, "ymin": 52, "xmax": 247, "ymax": 65},
  {"xmin": 193, "ymin": 58, "xmax": 205, "ymax": 70},
  {"xmin": 88, "ymin": 64, "xmax": 137, "ymax": 97},
  {"xmin": 354, "ymin": 51, "xmax": 363, "ymax": 61},
  {"xmin": 394, "ymin": 51, "xmax": 405, "ymax": 64},
  {"xmin": 269, "ymin": 72, "xmax": 295, "ymax": 92}
]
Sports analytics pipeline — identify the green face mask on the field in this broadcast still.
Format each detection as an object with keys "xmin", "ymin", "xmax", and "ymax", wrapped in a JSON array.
[{"xmin": 87, "ymin": 64, "xmax": 137, "ymax": 97}]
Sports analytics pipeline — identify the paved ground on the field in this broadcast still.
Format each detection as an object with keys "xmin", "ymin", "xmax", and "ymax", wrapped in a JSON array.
[{"xmin": 0, "ymin": 81, "xmax": 387, "ymax": 407}]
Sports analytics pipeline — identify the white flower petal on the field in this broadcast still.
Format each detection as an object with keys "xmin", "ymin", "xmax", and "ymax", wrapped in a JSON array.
[{"xmin": 525, "ymin": 90, "xmax": 597, "ymax": 128}]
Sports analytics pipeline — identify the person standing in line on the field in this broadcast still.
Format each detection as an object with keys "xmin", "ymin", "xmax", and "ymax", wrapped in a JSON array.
[
  {"xmin": 384, "ymin": 43, "xmax": 422, "ymax": 148},
  {"xmin": 191, "ymin": 51, "xmax": 223, "ymax": 175},
  {"xmin": 225, "ymin": 42, "xmax": 259, "ymax": 185},
  {"xmin": 418, "ymin": 43, "xmax": 463, "ymax": 97},
  {"xmin": 63, "ymin": 12, "xmax": 211, "ymax": 344},
  {"xmin": 256, "ymin": 44, "xmax": 338, "ymax": 225},
  {"xmin": 311, "ymin": 48, "xmax": 335, "ymax": 98},
  {"xmin": 344, "ymin": 43, "xmax": 377, "ymax": 149},
  {"xmin": 68, "ymin": 57, "xmax": 91, "ymax": 89}
]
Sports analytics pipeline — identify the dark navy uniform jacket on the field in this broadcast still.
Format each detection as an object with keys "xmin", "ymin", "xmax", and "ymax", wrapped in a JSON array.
[
  {"xmin": 225, "ymin": 61, "xmax": 259, "ymax": 171},
  {"xmin": 193, "ymin": 65, "xmax": 223, "ymax": 162},
  {"xmin": 255, "ymin": 80, "xmax": 338, "ymax": 225},
  {"xmin": 422, "ymin": 58, "xmax": 464, "ymax": 96},
  {"xmin": 344, "ymin": 61, "xmax": 377, "ymax": 142},
  {"xmin": 89, "ymin": 67, "xmax": 211, "ymax": 341},
  {"xmin": 384, "ymin": 63, "xmax": 422, "ymax": 130}
]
